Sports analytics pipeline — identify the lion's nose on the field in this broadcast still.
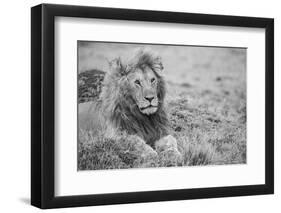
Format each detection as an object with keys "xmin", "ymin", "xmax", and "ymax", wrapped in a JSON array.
[{"xmin": 145, "ymin": 96, "xmax": 154, "ymax": 103}]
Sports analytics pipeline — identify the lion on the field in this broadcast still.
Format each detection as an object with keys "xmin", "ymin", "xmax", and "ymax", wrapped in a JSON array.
[{"xmin": 79, "ymin": 48, "xmax": 182, "ymax": 167}]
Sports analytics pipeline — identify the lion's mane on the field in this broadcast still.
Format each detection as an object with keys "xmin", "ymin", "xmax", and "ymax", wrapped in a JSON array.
[{"xmin": 100, "ymin": 49, "xmax": 169, "ymax": 147}]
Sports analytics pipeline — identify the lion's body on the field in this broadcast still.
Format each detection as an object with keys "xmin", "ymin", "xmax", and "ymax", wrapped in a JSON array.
[{"xmin": 78, "ymin": 49, "xmax": 180, "ymax": 157}]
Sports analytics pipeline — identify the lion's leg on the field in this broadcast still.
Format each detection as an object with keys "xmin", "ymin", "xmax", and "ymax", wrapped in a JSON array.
[
  {"xmin": 116, "ymin": 134, "xmax": 159, "ymax": 168},
  {"xmin": 155, "ymin": 135, "xmax": 182, "ymax": 167},
  {"xmin": 132, "ymin": 136, "xmax": 159, "ymax": 168}
]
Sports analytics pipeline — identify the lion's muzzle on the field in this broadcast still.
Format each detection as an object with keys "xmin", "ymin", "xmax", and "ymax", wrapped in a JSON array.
[{"xmin": 140, "ymin": 105, "xmax": 158, "ymax": 115}]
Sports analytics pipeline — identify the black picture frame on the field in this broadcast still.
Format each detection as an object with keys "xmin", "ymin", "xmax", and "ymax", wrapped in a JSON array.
[{"xmin": 31, "ymin": 3, "xmax": 274, "ymax": 209}]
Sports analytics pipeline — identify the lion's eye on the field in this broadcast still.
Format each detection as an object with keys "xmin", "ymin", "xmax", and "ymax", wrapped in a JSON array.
[
  {"xmin": 134, "ymin": 80, "xmax": 141, "ymax": 86},
  {"xmin": 151, "ymin": 78, "xmax": 156, "ymax": 83}
]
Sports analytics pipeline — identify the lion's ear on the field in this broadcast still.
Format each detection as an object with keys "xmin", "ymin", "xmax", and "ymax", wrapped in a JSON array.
[
  {"xmin": 152, "ymin": 56, "xmax": 164, "ymax": 75},
  {"xmin": 108, "ymin": 58, "xmax": 126, "ymax": 75}
]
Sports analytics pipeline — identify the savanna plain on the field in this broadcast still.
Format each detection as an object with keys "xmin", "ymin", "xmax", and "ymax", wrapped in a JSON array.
[{"xmin": 78, "ymin": 43, "xmax": 247, "ymax": 170}]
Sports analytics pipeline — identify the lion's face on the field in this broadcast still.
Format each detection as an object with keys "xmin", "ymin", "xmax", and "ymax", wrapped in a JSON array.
[{"xmin": 127, "ymin": 66, "xmax": 159, "ymax": 115}]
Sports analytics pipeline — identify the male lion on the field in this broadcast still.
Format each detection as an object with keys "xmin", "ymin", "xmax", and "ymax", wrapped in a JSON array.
[{"xmin": 79, "ymin": 48, "xmax": 182, "ymax": 167}]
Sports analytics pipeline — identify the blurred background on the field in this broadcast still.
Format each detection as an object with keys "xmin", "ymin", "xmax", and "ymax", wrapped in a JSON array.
[{"xmin": 78, "ymin": 41, "xmax": 246, "ymax": 93}]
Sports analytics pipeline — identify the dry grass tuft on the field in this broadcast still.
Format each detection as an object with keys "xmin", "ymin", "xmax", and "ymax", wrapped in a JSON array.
[{"xmin": 78, "ymin": 131, "xmax": 159, "ymax": 170}]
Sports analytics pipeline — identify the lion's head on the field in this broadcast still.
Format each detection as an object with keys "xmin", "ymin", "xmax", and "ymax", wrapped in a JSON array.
[
  {"xmin": 100, "ymin": 48, "xmax": 168, "ymax": 146},
  {"xmin": 126, "ymin": 65, "xmax": 160, "ymax": 115}
]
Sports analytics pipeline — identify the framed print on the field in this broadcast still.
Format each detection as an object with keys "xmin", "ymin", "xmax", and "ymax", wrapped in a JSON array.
[{"xmin": 31, "ymin": 3, "xmax": 274, "ymax": 209}]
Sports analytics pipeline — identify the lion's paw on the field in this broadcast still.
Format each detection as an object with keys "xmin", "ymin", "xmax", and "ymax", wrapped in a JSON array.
[
  {"xmin": 123, "ymin": 135, "xmax": 159, "ymax": 168},
  {"xmin": 155, "ymin": 135, "xmax": 182, "ymax": 167},
  {"xmin": 139, "ymin": 146, "xmax": 158, "ymax": 168}
]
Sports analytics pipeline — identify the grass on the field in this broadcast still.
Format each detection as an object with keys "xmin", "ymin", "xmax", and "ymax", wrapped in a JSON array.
[
  {"xmin": 167, "ymin": 84, "xmax": 246, "ymax": 167},
  {"xmin": 78, "ymin": 131, "xmax": 159, "ymax": 170},
  {"xmin": 78, "ymin": 44, "xmax": 247, "ymax": 170}
]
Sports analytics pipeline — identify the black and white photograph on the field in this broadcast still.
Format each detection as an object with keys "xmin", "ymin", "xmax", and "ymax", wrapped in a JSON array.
[
  {"xmin": 0, "ymin": 0, "xmax": 277, "ymax": 211},
  {"xmin": 30, "ymin": 2, "xmax": 274, "ymax": 210},
  {"xmin": 78, "ymin": 41, "xmax": 247, "ymax": 170}
]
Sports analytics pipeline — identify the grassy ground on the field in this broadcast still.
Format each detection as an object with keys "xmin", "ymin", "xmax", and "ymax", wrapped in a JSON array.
[{"xmin": 78, "ymin": 42, "xmax": 247, "ymax": 170}]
